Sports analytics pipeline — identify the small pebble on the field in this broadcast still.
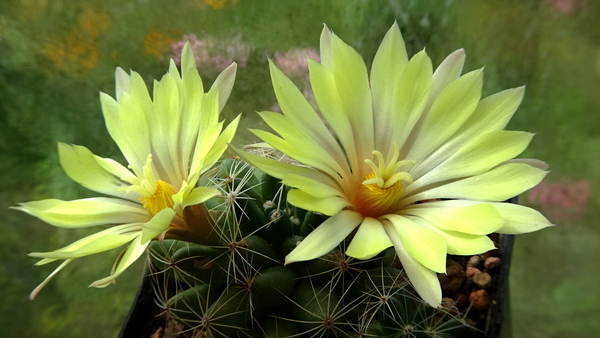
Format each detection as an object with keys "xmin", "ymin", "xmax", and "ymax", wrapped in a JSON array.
[
  {"xmin": 441, "ymin": 297, "xmax": 459, "ymax": 316},
  {"xmin": 484, "ymin": 256, "xmax": 501, "ymax": 270},
  {"xmin": 469, "ymin": 289, "xmax": 491, "ymax": 311},
  {"xmin": 465, "ymin": 266, "xmax": 481, "ymax": 279},
  {"xmin": 438, "ymin": 259, "xmax": 465, "ymax": 295},
  {"xmin": 467, "ymin": 255, "xmax": 483, "ymax": 269},
  {"xmin": 472, "ymin": 271, "xmax": 492, "ymax": 289}
]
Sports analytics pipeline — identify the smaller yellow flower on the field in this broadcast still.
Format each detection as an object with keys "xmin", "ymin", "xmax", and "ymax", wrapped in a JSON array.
[{"xmin": 14, "ymin": 43, "xmax": 239, "ymax": 299}]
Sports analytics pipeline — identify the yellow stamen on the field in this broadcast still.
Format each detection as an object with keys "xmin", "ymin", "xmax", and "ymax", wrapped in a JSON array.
[
  {"xmin": 139, "ymin": 180, "xmax": 178, "ymax": 216},
  {"xmin": 353, "ymin": 145, "xmax": 414, "ymax": 218}
]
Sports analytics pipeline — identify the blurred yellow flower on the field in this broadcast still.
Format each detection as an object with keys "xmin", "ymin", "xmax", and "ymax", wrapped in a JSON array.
[
  {"xmin": 15, "ymin": 43, "xmax": 239, "ymax": 299},
  {"xmin": 233, "ymin": 23, "xmax": 552, "ymax": 307},
  {"xmin": 44, "ymin": 8, "xmax": 111, "ymax": 74}
]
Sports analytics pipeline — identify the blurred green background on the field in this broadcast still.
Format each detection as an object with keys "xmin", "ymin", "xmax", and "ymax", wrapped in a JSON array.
[{"xmin": 1, "ymin": 0, "xmax": 599, "ymax": 337}]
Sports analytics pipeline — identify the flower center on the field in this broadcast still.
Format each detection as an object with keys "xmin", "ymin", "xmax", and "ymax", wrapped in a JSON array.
[
  {"xmin": 139, "ymin": 180, "xmax": 178, "ymax": 216},
  {"xmin": 352, "ymin": 145, "xmax": 414, "ymax": 218},
  {"xmin": 121, "ymin": 154, "xmax": 179, "ymax": 216}
]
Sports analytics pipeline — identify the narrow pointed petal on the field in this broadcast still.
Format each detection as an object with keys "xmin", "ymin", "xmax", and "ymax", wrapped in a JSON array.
[
  {"xmin": 401, "ymin": 202, "xmax": 505, "ymax": 235},
  {"xmin": 100, "ymin": 92, "xmax": 149, "ymax": 171},
  {"xmin": 504, "ymin": 158, "xmax": 549, "ymax": 170},
  {"xmin": 428, "ymin": 49, "xmax": 466, "ymax": 109},
  {"xmin": 14, "ymin": 198, "xmax": 148, "ymax": 228},
  {"xmin": 308, "ymin": 59, "xmax": 358, "ymax": 170},
  {"xmin": 58, "ymin": 143, "xmax": 138, "ymax": 201},
  {"xmin": 382, "ymin": 214, "xmax": 447, "ymax": 273},
  {"xmin": 258, "ymin": 111, "xmax": 346, "ymax": 175},
  {"xmin": 409, "ymin": 130, "xmax": 533, "ymax": 185},
  {"xmin": 230, "ymin": 145, "xmax": 336, "ymax": 185},
  {"xmin": 287, "ymin": 189, "xmax": 351, "ymax": 216},
  {"xmin": 383, "ymin": 220, "xmax": 442, "ymax": 307},
  {"xmin": 267, "ymin": 61, "xmax": 349, "ymax": 175},
  {"xmin": 383, "ymin": 50, "xmax": 433, "ymax": 158},
  {"xmin": 285, "ymin": 210, "xmax": 363, "ymax": 264},
  {"xmin": 405, "ymin": 69, "xmax": 483, "ymax": 162},
  {"xmin": 176, "ymin": 186, "xmax": 220, "ymax": 210},
  {"xmin": 281, "ymin": 173, "xmax": 341, "ymax": 199},
  {"xmin": 115, "ymin": 67, "xmax": 130, "ymax": 102},
  {"xmin": 151, "ymin": 72, "xmax": 183, "ymax": 184},
  {"xmin": 141, "ymin": 208, "xmax": 176, "ymax": 243},
  {"xmin": 404, "ymin": 163, "xmax": 548, "ymax": 205},
  {"xmin": 209, "ymin": 62, "xmax": 237, "ymax": 113},
  {"xmin": 407, "ymin": 215, "xmax": 497, "ymax": 255},
  {"xmin": 29, "ymin": 224, "xmax": 141, "ymax": 259},
  {"xmin": 29, "ymin": 259, "xmax": 73, "ymax": 300},
  {"xmin": 319, "ymin": 25, "xmax": 333, "ymax": 69},
  {"xmin": 407, "ymin": 86, "xmax": 526, "ymax": 178},
  {"xmin": 330, "ymin": 32, "xmax": 374, "ymax": 162},
  {"xmin": 251, "ymin": 128, "xmax": 341, "ymax": 179},
  {"xmin": 491, "ymin": 203, "xmax": 554, "ymax": 234},
  {"xmin": 90, "ymin": 235, "xmax": 149, "ymax": 288},
  {"xmin": 371, "ymin": 23, "xmax": 409, "ymax": 155},
  {"xmin": 346, "ymin": 217, "xmax": 393, "ymax": 259},
  {"xmin": 201, "ymin": 115, "xmax": 241, "ymax": 174}
]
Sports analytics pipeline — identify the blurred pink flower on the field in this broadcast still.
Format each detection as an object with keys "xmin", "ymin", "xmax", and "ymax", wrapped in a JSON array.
[
  {"xmin": 171, "ymin": 34, "xmax": 250, "ymax": 72},
  {"xmin": 548, "ymin": 0, "xmax": 587, "ymax": 13},
  {"xmin": 528, "ymin": 179, "xmax": 590, "ymax": 221}
]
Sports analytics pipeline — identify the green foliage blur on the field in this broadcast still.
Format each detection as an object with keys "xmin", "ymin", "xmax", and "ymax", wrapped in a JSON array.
[{"xmin": 1, "ymin": 0, "xmax": 599, "ymax": 337}]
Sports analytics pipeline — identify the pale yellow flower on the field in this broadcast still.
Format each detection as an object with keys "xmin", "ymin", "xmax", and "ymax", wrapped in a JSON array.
[
  {"xmin": 15, "ymin": 43, "xmax": 239, "ymax": 299},
  {"xmin": 233, "ymin": 24, "xmax": 552, "ymax": 307}
]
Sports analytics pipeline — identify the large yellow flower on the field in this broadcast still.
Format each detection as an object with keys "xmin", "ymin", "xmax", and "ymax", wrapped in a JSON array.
[
  {"xmin": 233, "ymin": 24, "xmax": 552, "ymax": 307},
  {"xmin": 14, "ymin": 44, "xmax": 239, "ymax": 299}
]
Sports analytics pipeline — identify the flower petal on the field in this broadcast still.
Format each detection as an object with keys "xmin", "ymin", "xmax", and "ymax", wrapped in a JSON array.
[
  {"xmin": 151, "ymin": 71, "xmax": 183, "ymax": 184},
  {"xmin": 230, "ymin": 145, "xmax": 335, "ymax": 184},
  {"xmin": 491, "ymin": 202, "xmax": 554, "ymax": 234},
  {"xmin": 100, "ymin": 90, "xmax": 150, "ymax": 172},
  {"xmin": 285, "ymin": 210, "xmax": 363, "ymax": 264},
  {"xmin": 141, "ymin": 208, "xmax": 176, "ymax": 243},
  {"xmin": 29, "ymin": 259, "xmax": 73, "ymax": 300},
  {"xmin": 410, "ymin": 130, "xmax": 533, "ymax": 186},
  {"xmin": 201, "ymin": 115, "xmax": 241, "ymax": 174},
  {"xmin": 29, "ymin": 224, "xmax": 141, "ymax": 260},
  {"xmin": 175, "ymin": 186, "xmax": 220, "ymax": 210},
  {"xmin": 89, "ymin": 235, "xmax": 149, "ymax": 288},
  {"xmin": 58, "ymin": 143, "xmax": 138, "ymax": 201},
  {"xmin": 208, "ymin": 60, "xmax": 237, "ymax": 113},
  {"xmin": 385, "ymin": 50, "xmax": 433, "ymax": 159},
  {"xmin": 268, "ymin": 61, "xmax": 348, "ymax": 175},
  {"xmin": 371, "ymin": 23, "xmax": 409, "ymax": 154},
  {"xmin": 428, "ymin": 49, "xmax": 466, "ymax": 109},
  {"xmin": 308, "ymin": 58, "xmax": 359, "ymax": 171},
  {"xmin": 281, "ymin": 173, "xmax": 342, "ymax": 199},
  {"xmin": 403, "ymin": 163, "xmax": 547, "ymax": 205},
  {"xmin": 382, "ymin": 214, "xmax": 447, "ymax": 273},
  {"xmin": 405, "ymin": 69, "xmax": 483, "ymax": 163},
  {"xmin": 401, "ymin": 202, "xmax": 505, "ymax": 235},
  {"xmin": 251, "ymin": 128, "xmax": 342, "ymax": 179},
  {"xmin": 287, "ymin": 189, "xmax": 352, "ymax": 216},
  {"xmin": 406, "ymin": 215, "xmax": 497, "ymax": 255},
  {"xmin": 330, "ymin": 30, "xmax": 374, "ymax": 163},
  {"xmin": 383, "ymin": 220, "xmax": 442, "ymax": 307},
  {"xmin": 257, "ymin": 111, "xmax": 347, "ymax": 177},
  {"xmin": 346, "ymin": 217, "xmax": 393, "ymax": 259},
  {"xmin": 405, "ymin": 87, "xmax": 526, "ymax": 179},
  {"xmin": 14, "ymin": 198, "xmax": 149, "ymax": 228}
]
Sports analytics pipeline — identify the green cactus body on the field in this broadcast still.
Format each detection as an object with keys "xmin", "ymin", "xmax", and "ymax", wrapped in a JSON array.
[{"xmin": 146, "ymin": 158, "xmax": 473, "ymax": 338}]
